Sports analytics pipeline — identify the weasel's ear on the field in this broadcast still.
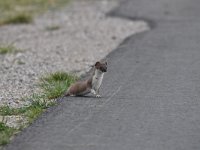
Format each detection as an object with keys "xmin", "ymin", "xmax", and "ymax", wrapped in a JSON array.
[{"xmin": 95, "ymin": 61, "xmax": 101, "ymax": 67}]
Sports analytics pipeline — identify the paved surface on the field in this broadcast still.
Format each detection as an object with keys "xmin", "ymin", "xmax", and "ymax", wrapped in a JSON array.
[{"xmin": 5, "ymin": 0, "xmax": 200, "ymax": 150}]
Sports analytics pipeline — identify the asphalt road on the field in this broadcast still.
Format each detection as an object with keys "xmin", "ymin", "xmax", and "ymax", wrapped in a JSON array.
[{"xmin": 5, "ymin": 0, "xmax": 200, "ymax": 150}]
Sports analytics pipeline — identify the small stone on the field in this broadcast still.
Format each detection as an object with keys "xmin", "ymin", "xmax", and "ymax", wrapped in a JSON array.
[
  {"xmin": 112, "ymin": 36, "xmax": 117, "ymax": 40},
  {"xmin": 3, "ymin": 115, "xmax": 28, "ymax": 129}
]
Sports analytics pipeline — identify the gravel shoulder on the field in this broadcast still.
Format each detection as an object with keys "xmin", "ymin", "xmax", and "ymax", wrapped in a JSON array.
[{"xmin": 0, "ymin": 0, "xmax": 148, "ymax": 108}]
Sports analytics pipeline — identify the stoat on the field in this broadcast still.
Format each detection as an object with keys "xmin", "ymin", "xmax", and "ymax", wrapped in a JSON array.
[{"xmin": 65, "ymin": 61, "xmax": 107, "ymax": 97}]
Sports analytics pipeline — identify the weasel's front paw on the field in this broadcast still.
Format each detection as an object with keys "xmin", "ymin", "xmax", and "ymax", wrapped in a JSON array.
[
  {"xmin": 91, "ymin": 89, "xmax": 96, "ymax": 95},
  {"xmin": 96, "ymin": 94, "xmax": 101, "ymax": 98}
]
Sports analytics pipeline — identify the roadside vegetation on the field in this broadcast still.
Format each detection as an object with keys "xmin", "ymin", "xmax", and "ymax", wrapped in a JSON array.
[
  {"xmin": 0, "ymin": 122, "xmax": 17, "ymax": 145},
  {"xmin": 39, "ymin": 71, "xmax": 77, "ymax": 99},
  {"xmin": 0, "ymin": 0, "xmax": 74, "ymax": 147},
  {"xmin": 0, "ymin": 45, "xmax": 22, "ymax": 55},
  {"xmin": 2, "ymin": 14, "xmax": 33, "ymax": 25},
  {"xmin": 0, "ymin": 0, "xmax": 70, "ymax": 25},
  {"xmin": 0, "ymin": 71, "xmax": 77, "ymax": 146}
]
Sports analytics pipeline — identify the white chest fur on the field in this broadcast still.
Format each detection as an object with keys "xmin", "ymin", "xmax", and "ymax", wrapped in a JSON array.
[{"xmin": 92, "ymin": 70, "xmax": 104, "ymax": 91}]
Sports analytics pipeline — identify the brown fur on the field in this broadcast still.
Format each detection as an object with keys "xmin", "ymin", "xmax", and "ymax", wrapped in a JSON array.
[
  {"xmin": 65, "ymin": 61, "xmax": 107, "ymax": 97},
  {"xmin": 66, "ymin": 81, "xmax": 88, "ymax": 95}
]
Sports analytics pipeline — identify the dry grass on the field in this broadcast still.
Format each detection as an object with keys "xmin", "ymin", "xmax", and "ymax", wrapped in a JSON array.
[
  {"xmin": 0, "ymin": 0, "xmax": 70, "ymax": 25},
  {"xmin": 0, "ymin": 45, "xmax": 21, "ymax": 54}
]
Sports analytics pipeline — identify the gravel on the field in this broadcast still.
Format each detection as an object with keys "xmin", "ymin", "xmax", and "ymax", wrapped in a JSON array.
[
  {"xmin": 1, "ymin": 115, "xmax": 28, "ymax": 129},
  {"xmin": 0, "ymin": 0, "xmax": 149, "ymax": 108}
]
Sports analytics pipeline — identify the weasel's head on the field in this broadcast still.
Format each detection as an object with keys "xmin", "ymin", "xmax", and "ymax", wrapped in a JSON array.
[{"xmin": 95, "ymin": 61, "xmax": 107, "ymax": 72}]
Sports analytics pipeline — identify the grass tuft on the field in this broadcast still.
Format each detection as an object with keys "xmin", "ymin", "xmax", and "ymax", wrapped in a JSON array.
[
  {"xmin": 0, "ymin": 0, "xmax": 70, "ymax": 26},
  {"xmin": 39, "ymin": 72, "xmax": 77, "ymax": 99},
  {"xmin": 0, "ymin": 98, "xmax": 55, "ymax": 125},
  {"xmin": 0, "ymin": 122, "xmax": 17, "ymax": 145},
  {"xmin": 0, "ymin": 72, "xmax": 76, "ymax": 124},
  {"xmin": 0, "ymin": 45, "xmax": 21, "ymax": 54},
  {"xmin": 23, "ymin": 99, "xmax": 49, "ymax": 123},
  {"xmin": 0, "ymin": 105, "xmax": 27, "ymax": 116},
  {"xmin": 0, "ymin": 71, "xmax": 76, "ymax": 146},
  {"xmin": 3, "ymin": 14, "xmax": 32, "ymax": 25}
]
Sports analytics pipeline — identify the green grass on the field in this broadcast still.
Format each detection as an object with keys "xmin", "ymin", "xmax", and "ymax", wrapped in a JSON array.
[
  {"xmin": 2, "ymin": 14, "xmax": 33, "ymax": 25},
  {"xmin": 0, "ymin": 105, "xmax": 27, "ymax": 116},
  {"xmin": 0, "ymin": 71, "xmax": 76, "ymax": 146},
  {"xmin": 0, "ymin": 102, "xmax": 48, "ymax": 145},
  {"xmin": 0, "ymin": 72, "xmax": 76, "ymax": 122},
  {"xmin": 0, "ymin": 72, "xmax": 76, "ymax": 119},
  {"xmin": 22, "ymin": 99, "xmax": 53, "ymax": 123},
  {"xmin": 0, "ymin": 0, "xmax": 70, "ymax": 25},
  {"xmin": 0, "ymin": 45, "xmax": 21, "ymax": 54},
  {"xmin": 0, "ymin": 122, "xmax": 17, "ymax": 145},
  {"xmin": 0, "ymin": 99, "xmax": 55, "ymax": 146},
  {"xmin": 39, "ymin": 71, "xmax": 77, "ymax": 99},
  {"xmin": 0, "ymin": 99, "xmax": 55, "ymax": 124}
]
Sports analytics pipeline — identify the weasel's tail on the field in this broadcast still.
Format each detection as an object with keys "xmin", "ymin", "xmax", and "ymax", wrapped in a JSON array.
[
  {"xmin": 64, "ymin": 89, "xmax": 70, "ymax": 97},
  {"xmin": 65, "ymin": 92, "xmax": 70, "ymax": 97}
]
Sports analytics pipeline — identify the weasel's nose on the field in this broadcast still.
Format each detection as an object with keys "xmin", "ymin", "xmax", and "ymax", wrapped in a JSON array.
[{"xmin": 100, "ymin": 66, "xmax": 107, "ymax": 72}]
